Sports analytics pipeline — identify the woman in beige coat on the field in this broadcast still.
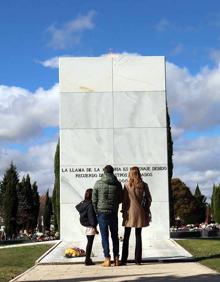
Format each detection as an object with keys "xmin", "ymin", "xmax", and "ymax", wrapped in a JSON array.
[{"xmin": 121, "ymin": 166, "xmax": 152, "ymax": 265}]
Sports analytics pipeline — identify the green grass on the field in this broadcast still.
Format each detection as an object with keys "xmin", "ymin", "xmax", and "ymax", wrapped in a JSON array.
[
  {"xmin": 0, "ymin": 244, "xmax": 53, "ymax": 282},
  {"xmin": 177, "ymin": 239, "xmax": 220, "ymax": 272}
]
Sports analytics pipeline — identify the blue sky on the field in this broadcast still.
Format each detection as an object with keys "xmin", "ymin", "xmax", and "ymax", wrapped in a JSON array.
[
  {"xmin": 1, "ymin": 0, "xmax": 220, "ymax": 196},
  {"xmin": 1, "ymin": 0, "xmax": 220, "ymax": 89}
]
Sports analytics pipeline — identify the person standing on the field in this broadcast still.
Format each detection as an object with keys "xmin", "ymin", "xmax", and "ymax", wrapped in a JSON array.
[
  {"xmin": 92, "ymin": 165, "xmax": 122, "ymax": 267},
  {"xmin": 121, "ymin": 166, "xmax": 152, "ymax": 265},
  {"xmin": 75, "ymin": 188, "xmax": 98, "ymax": 266}
]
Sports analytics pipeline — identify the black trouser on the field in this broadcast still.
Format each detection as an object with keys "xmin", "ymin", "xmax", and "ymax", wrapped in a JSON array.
[
  {"xmin": 85, "ymin": 235, "xmax": 94, "ymax": 262},
  {"xmin": 121, "ymin": 227, "xmax": 142, "ymax": 263}
]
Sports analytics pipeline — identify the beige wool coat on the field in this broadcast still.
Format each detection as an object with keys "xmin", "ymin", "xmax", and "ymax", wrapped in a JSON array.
[{"xmin": 122, "ymin": 181, "xmax": 152, "ymax": 228}]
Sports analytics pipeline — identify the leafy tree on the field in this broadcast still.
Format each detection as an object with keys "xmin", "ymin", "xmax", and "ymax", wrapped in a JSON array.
[
  {"xmin": 32, "ymin": 181, "xmax": 40, "ymax": 230},
  {"xmin": 43, "ymin": 190, "xmax": 52, "ymax": 231},
  {"xmin": 194, "ymin": 184, "xmax": 207, "ymax": 223},
  {"xmin": 166, "ymin": 104, "xmax": 174, "ymax": 226},
  {"xmin": 171, "ymin": 178, "xmax": 198, "ymax": 224},
  {"xmin": 52, "ymin": 142, "xmax": 60, "ymax": 232},
  {"xmin": 2, "ymin": 163, "xmax": 19, "ymax": 239}
]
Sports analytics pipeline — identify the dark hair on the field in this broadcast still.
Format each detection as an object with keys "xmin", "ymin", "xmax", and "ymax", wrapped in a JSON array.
[
  {"xmin": 84, "ymin": 188, "xmax": 93, "ymax": 201},
  {"xmin": 103, "ymin": 165, "xmax": 114, "ymax": 174}
]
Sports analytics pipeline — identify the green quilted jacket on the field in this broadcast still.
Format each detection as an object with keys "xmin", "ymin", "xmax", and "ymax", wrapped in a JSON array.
[{"xmin": 92, "ymin": 172, "xmax": 122, "ymax": 214}]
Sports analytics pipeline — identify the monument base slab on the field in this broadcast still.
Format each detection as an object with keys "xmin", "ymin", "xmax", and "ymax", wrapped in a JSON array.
[{"xmin": 37, "ymin": 238, "xmax": 192, "ymax": 264}]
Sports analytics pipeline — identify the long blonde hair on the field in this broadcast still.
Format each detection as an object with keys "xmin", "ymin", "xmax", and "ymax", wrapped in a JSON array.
[{"xmin": 128, "ymin": 166, "xmax": 142, "ymax": 188}]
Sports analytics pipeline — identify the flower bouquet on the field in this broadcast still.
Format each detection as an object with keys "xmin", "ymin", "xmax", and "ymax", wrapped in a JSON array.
[{"xmin": 64, "ymin": 247, "xmax": 86, "ymax": 258}]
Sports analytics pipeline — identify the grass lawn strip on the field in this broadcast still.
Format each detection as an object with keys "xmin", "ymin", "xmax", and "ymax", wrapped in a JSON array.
[
  {"xmin": 0, "ymin": 244, "xmax": 53, "ymax": 282},
  {"xmin": 177, "ymin": 239, "xmax": 220, "ymax": 273}
]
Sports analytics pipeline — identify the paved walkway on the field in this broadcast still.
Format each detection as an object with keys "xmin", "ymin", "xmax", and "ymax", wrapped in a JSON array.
[{"xmin": 12, "ymin": 262, "xmax": 220, "ymax": 282}]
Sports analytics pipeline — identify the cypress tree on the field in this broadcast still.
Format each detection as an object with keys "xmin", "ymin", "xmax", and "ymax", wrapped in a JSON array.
[
  {"xmin": 205, "ymin": 203, "xmax": 212, "ymax": 224},
  {"xmin": 0, "ymin": 176, "xmax": 8, "ymax": 216},
  {"xmin": 32, "ymin": 182, "xmax": 40, "ymax": 230},
  {"xmin": 211, "ymin": 184, "xmax": 216, "ymax": 220},
  {"xmin": 52, "ymin": 142, "xmax": 60, "ymax": 232},
  {"xmin": 43, "ymin": 190, "xmax": 52, "ymax": 231},
  {"xmin": 25, "ymin": 174, "xmax": 34, "ymax": 231},
  {"xmin": 0, "ymin": 181, "xmax": 5, "ymax": 216},
  {"xmin": 16, "ymin": 178, "xmax": 28, "ymax": 232},
  {"xmin": 2, "ymin": 163, "xmax": 19, "ymax": 239},
  {"xmin": 52, "ymin": 187, "xmax": 57, "ymax": 231},
  {"xmin": 194, "ymin": 184, "xmax": 207, "ymax": 223},
  {"xmin": 166, "ymin": 104, "xmax": 174, "ymax": 226},
  {"xmin": 16, "ymin": 175, "xmax": 34, "ymax": 233},
  {"xmin": 194, "ymin": 183, "xmax": 201, "ymax": 197},
  {"xmin": 214, "ymin": 185, "xmax": 220, "ymax": 223}
]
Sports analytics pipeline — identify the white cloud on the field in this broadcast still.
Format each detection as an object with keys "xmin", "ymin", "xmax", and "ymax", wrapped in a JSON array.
[
  {"xmin": 0, "ymin": 141, "xmax": 57, "ymax": 194},
  {"xmin": 173, "ymin": 167, "xmax": 220, "ymax": 199},
  {"xmin": 155, "ymin": 18, "xmax": 170, "ymax": 31},
  {"xmin": 39, "ymin": 52, "xmax": 141, "ymax": 69},
  {"xmin": 166, "ymin": 62, "xmax": 220, "ymax": 196},
  {"xmin": 3, "ymin": 54, "xmax": 220, "ymax": 197},
  {"xmin": 0, "ymin": 84, "xmax": 59, "ymax": 141},
  {"xmin": 39, "ymin": 56, "xmax": 59, "ymax": 69},
  {"xmin": 0, "ymin": 82, "xmax": 57, "ymax": 194},
  {"xmin": 166, "ymin": 62, "xmax": 220, "ymax": 131},
  {"xmin": 101, "ymin": 51, "xmax": 141, "ymax": 57},
  {"xmin": 174, "ymin": 136, "xmax": 220, "ymax": 172},
  {"xmin": 47, "ymin": 10, "xmax": 96, "ymax": 50}
]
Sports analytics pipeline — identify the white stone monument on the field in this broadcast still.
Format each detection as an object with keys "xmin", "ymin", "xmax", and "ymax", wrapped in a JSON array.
[{"xmin": 59, "ymin": 55, "xmax": 170, "ymax": 242}]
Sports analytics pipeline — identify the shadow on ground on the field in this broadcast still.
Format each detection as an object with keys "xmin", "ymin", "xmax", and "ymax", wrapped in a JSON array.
[
  {"xmin": 18, "ymin": 273, "xmax": 220, "ymax": 282},
  {"xmin": 195, "ymin": 254, "xmax": 220, "ymax": 261}
]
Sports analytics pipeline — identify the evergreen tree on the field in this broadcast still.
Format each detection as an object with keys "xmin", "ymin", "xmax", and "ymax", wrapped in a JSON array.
[
  {"xmin": 52, "ymin": 188, "xmax": 57, "ymax": 231},
  {"xmin": 213, "ymin": 185, "xmax": 220, "ymax": 223},
  {"xmin": 194, "ymin": 183, "xmax": 201, "ymax": 197},
  {"xmin": 16, "ymin": 175, "xmax": 34, "ymax": 232},
  {"xmin": 16, "ymin": 179, "xmax": 28, "ymax": 232},
  {"xmin": 25, "ymin": 174, "xmax": 34, "ymax": 231},
  {"xmin": 44, "ymin": 190, "xmax": 52, "ymax": 231},
  {"xmin": 52, "ymin": 142, "xmax": 60, "ymax": 232},
  {"xmin": 211, "ymin": 184, "xmax": 216, "ymax": 220},
  {"xmin": 205, "ymin": 203, "xmax": 212, "ymax": 224},
  {"xmin": 194, "ymin": 184, "xmax": 207, "ymax": 223},
  {"xmin": 32, "ymin": 182, "xmax": 40, "ymax": 230},
  {"xmin": 2, "ymin": 163, "xmax": 19, "ymax": 239},
  {"xmin": 0, "ymin": 181, "xmax": 4, "ymax": 216},
  {"xmin": 0, "ymin": 176, "xmax": 8, "ymax": 216},
  {"xmin": 166, "ymin": 104, "xmax": 174, "ymax": 226}
]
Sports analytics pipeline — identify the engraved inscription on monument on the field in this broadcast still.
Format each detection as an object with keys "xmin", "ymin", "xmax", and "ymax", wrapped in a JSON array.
[{"xmin": 61, "ymin": 165, "xmax": 167, "ymax": 182}]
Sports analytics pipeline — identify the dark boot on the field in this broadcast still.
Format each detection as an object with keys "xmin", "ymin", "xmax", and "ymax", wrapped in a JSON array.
[{"xmin": 85, "ymin": 258, "xmax": 95, "ymax": 266}]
